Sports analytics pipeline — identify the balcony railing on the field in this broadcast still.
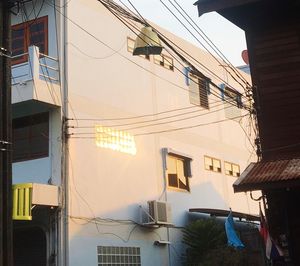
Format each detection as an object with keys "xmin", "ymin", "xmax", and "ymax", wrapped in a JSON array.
[
  {"xmin": 12, "ymin": 45, "xmax": 59, "ymax": 85},
  {"xmin": 11, "ymin": 45, "xmax": 61, "ymax": 105}
]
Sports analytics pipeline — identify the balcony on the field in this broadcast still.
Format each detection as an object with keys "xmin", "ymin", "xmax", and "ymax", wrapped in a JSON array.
[{"xmin": 11, "ymin": 45, "xmax": 61, "ymax": 106}]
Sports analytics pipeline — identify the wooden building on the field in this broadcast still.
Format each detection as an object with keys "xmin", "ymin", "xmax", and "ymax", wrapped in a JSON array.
[{"xmin": 194, "ymin": 0, "xmax": 300, "ymax": 265}]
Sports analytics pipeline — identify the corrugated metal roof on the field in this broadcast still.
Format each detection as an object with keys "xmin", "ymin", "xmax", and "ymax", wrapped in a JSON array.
[{"xmin": 233, "ymin": 158, "xmax": 300, "ymax": 192}]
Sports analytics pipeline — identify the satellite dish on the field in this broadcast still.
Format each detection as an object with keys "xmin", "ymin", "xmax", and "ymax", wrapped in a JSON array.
[{"xmin": 241, "ymin": 50, "xmax": 249, "ymax": 65}]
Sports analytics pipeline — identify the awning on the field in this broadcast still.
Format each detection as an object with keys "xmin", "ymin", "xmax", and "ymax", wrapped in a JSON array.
[
  {"xmin": 189, "ymin": 208, "xmax": 260, "ymax": 221},
  {"xmin": 194, "ymin": 0, "xmax": 261, "ymax": 16},
  {"xmin": 233, "ymin": 159, "xmax": 300, "ymax": 193}
]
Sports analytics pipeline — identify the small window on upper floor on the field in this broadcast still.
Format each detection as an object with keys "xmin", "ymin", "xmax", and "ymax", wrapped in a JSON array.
[
  {"xmin": 189, "ymin": 73, "xmax": 209, "ymax": 109},
  {"xmin": 12, "ymin": 112, "xmax": 49, "ymax": 162},
  {"xmin": 154, "ymin": 54, "xmax": 174, "ymax": 71},
  {"xmin": 204, "ymin": 156, "xmax": 221, "ymax": 173},
  {"xmin": 12, "ymin": 16, "xmax": 48, "ymax": 65},
  {"xmin": 166, "ymin": 153, "xmax": 191, "ymax": 192},
  {"xmin": 224, "ymin": 161, "xmax": 240, "ymax": 177},
  {"xmin": 127, "ymin": 37, "xmax": 150, "ymax": 60},
  {"xmin": 223, "ymin": 86, "xmax": 243, "ymax": 120}
]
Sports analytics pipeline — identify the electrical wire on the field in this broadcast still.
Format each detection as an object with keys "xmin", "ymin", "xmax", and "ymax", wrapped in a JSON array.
[
  {"xmin": 170, "ymin": 0, "xmax": 251, "ymax": 89},
  {"xmin": 69, "ymin": 113, "xmax": 249, "ymax": 138},
  {"xmin": 70, "ymin": 102, "xmax": 234, "ymax": 133},
  {"xmin": 100, "ymin": 0, "xmax": 252, "ymax": 109},
  {"xmin": 68, "ymin": 40, "xmax": 126, "ymax": 60},
  {"xmin": 161, "ymin": 0, "xmax": 250, "ymax": 92},
  {"xmin": 99, "ymin": 1, "xmax": 251, "ymax": 111},
  {"xmin": 111, "ymin": 0, "xmax": 251, "ymax": 95},
  {"xmin": 47, "ymin": 0, "xmax": 242, "ymax": 110},
  {"xmin": 70, "ymin": 101, "xmax": 226, "ymax": 129}
]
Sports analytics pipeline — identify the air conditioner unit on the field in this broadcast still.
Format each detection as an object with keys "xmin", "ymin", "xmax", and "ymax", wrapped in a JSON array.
[{"xmin": 148, "ymin": 200, "xmax": 172, "ymax": 225}]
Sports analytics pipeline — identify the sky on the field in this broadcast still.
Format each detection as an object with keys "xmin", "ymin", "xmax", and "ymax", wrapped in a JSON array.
[{"xmin": 117, "ymin": 0, "xmax": 247, "ymax": 66}]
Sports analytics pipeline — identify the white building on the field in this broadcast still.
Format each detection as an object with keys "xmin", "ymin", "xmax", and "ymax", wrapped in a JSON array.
[{"xmin": 11, "ymin": 0, "xmax": 258, "ymax": 265}]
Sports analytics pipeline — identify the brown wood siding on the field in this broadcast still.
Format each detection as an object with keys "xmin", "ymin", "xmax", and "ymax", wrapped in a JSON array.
[{"xmin": 247, "ymin": 21, "xmax": 300, "ymax": 160}]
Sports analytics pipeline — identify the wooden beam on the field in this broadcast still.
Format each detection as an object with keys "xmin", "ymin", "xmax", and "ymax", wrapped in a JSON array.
[{"xmin": 195, "ymin": 0, "xmax": 261, "ymax": 16}]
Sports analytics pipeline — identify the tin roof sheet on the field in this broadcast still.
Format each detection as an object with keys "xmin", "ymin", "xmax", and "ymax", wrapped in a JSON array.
[{"xmin": 233, "ymin": 158, "xmax": 300, "ymax": 192}]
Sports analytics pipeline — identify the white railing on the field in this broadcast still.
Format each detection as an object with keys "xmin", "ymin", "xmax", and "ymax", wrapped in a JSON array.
[{"xmin": 11, "ymin": 45, "xmax": 60, "ymax": 86}]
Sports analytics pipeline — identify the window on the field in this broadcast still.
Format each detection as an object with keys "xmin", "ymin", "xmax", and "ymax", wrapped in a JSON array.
[
  {"xmin": 97, "ymin": 246, "xmax": 141, "ymax": 266},
  {"xmin": 12, "ymin": 16, "xmax": 48, "ymax": 65},
  {"xmin": 12, "ymin": 112, "xmax": 49, "ymax": 162},
  {"xmin": 189, "ymin": 73, "xmax": 209, "ymax": 109},
  {"xmin": 204, "ymin": 156, "xmax": 221, "ymax": 173},
  {"xmin": 167, "ymin": 153, "xmax": 191, "ymax": 191},
  {"xmin": 154, "ymin": 54, "xmax": 174, "ymax": 70},
  {"xmin": 223, "ymin": 86, "xmax": 243, "ymax": 120},
  {"xmin": 224, "ymin": 162, "xmax": 240, "ymax": 177},
  {"xmin": 224, "ymin": 87, "xmax": 242, "ymax": 108},
  {"xmin": 127, "ymin": 37, "xmax": 150, "ymax": 60}
]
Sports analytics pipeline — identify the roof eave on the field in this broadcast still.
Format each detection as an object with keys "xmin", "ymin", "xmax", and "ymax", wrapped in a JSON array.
[{"xmin": 194, "ymin": 0, "xmax": 261, "ymax": 16}]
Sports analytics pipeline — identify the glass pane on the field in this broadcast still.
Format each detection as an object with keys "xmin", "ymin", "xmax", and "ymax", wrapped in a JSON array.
[
  {"xmin": 127, "ymin": 38, "xmax": 135, "ymax": 52},
  {"xmin": 213, "ymin": 159, "xmax": 221, "ymax": 168},
  {"xmin": 232, "ymin": 164, "xmax": 240, "ymax": 177},
  {"xmin": 30, "ymin": 22, "xmax": 44, "ymax": 33},
  {"xmin": 154, "ymin": 54, "xmax": 163, "ymax": 64},
  {"xmin": 176, "ymin": 159, "xmax": 185, "ymax": 184},
  {"xmin": 204, "ymin": 156, "xmax": 212, "ymax": 170},
  {"xmin": 12, "ymin": 28, "xmax": 24, "ymax": 38},
  {"xmin": 167, "ymin": 155, "xmax": 177, "ymax": 174},
  {"xmin": 168, "ymin": 174, "xmax": 178, "ymax": 188}
]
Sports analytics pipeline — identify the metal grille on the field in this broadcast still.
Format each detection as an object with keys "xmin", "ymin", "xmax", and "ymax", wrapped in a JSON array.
[{"xmin": 97, "ymin": 246, "xmax": 141, "ymax": 266}]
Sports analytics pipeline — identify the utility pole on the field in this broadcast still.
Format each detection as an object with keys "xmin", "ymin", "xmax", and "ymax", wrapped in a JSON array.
[{"xmin": 0, "ymin": 0, "xmax": 13, "ymax": 265}]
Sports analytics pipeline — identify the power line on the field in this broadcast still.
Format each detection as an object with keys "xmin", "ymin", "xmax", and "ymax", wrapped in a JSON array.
[
  {"xmin": 99, "ymin": 1, "xmax": 251, "ymax": 111},
  {"xmin": 69, "ymin": 113, "xmax": 249, "ymax": 137},
  {"xmin": 70, "ymin": 101, "xmax": 229, "ymax": 131},
  {"xmin": 103, "ymin": 0, "xmax": 252, "ymax": 107},
  {"xmin": 47, "ymin": 0, "xmax": 246, "ymax": 111},
  {"xmin": 161, "ymin": 0, "xmax": 250, "ymax": 93},
  {"xmin": 170, "ymin": 0, "xmax": 251, "ymax": 89},
  {"xmin": 116, "ymin": 0, "xmax": 250, "ymax": 93}
]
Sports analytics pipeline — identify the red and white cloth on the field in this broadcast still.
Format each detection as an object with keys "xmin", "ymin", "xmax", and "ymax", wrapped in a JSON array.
[{"xmin": 259, "ymin": 206, "xmax": 284, "ymax": 260}]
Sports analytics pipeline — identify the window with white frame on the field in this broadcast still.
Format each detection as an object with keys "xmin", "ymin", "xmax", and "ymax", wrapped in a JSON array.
[
  {"xmin": 189, "ymin": 73, "xmax": 209, "ymax": 109},
  {"xmin": 154, "ymin": 54, "xmax": 174, "ymax": 70},
  {"xmin": 204, "ymin": 156, "xmax": 221, "ymax": 173},
  {"xmin": 127, "ymin": 37, "xmax": 150, "ymax": 60},
  {"xmin": 224, "ymin": 161, "xmax": 240, "ymax": 177},
  {"xmin": 166, "ymin": 153, "xmax": 191, "ymax": 192},
  {"xmin": 97, "ymin": 246, "xmax": 141, "ymax": 265}
]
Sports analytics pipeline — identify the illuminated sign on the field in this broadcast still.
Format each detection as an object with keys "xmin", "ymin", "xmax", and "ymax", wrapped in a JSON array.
[{"xmin": 95, "ymin": 125, "xmax": 137, "ymax": 155}]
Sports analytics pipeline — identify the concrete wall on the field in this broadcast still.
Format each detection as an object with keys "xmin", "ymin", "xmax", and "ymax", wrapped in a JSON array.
[
  {"xmin": 11, "ymin": 0, "xmax": 259, "ymax": 265},
  {"xmin": 64, "ymin": 1, "xmax": 258, "ymax": 265}
]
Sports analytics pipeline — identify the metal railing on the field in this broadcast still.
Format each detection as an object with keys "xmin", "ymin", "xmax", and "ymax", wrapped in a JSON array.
[{"xmin": 11, "ymin": 45, "xmax": 60, "ymax": 85}]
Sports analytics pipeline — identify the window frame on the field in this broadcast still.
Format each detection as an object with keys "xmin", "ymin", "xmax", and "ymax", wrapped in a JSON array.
[
  {"xmin": 154, "ymin": 53, "xmax": 174, "ymax": 71},
  {"xmin": 12, "ymin": 112, "xmax": 49, "ymax": 163},
  {"xmin": 224, "ymin": 161, "xmax": 241, "ymax": 177},
  {"xmin": 165, "ymin": 150, "xmax": 192, "ymax": 192},
  {"xmin": 189, "ymin": 72, "xmax": 210, "ymax": 109},
  {"xmin": 204, "ymin": 155, "xmax": 222, "ymax": 173},
  {"xmin": 127, "ymin": 37, "xmax": 150, "ymax": 60},
  {"xmin": 11, "ymin": 16, "xmax": 48, "ymax": 65},
  {"xmin": 223, "ymin": 86, "xmax": 243, "ymax": 109},
  {"xmin": 97, "ymin": 246, "xmax": 141, "ymax": 265}
]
